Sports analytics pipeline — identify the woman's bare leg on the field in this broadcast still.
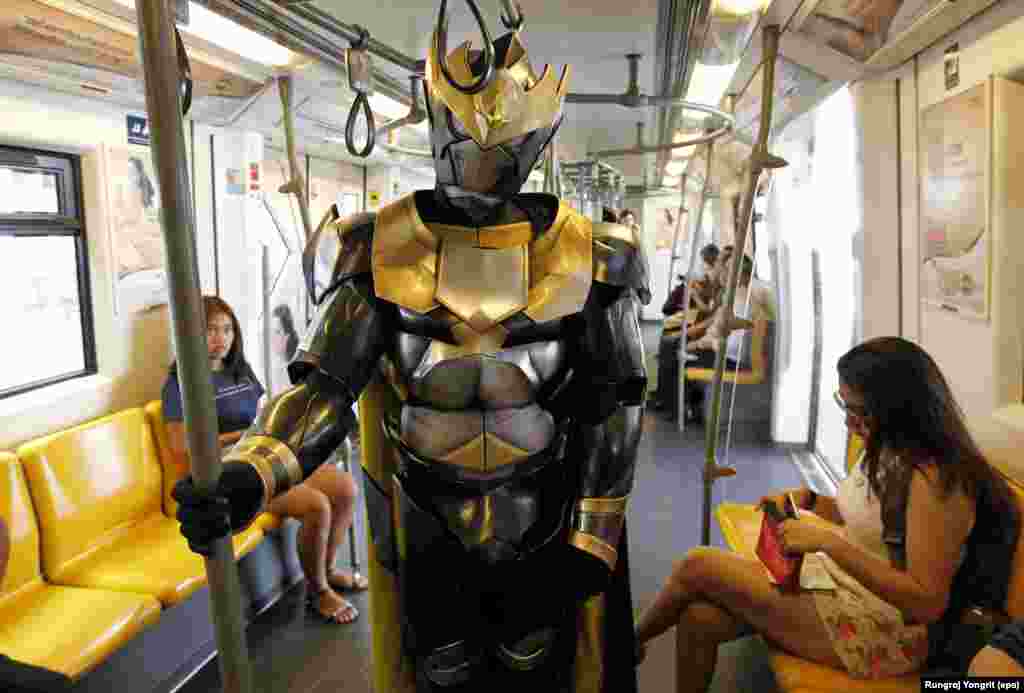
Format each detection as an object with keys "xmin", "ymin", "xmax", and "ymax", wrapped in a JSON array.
[
  {"xmin": 675, "ymin": 601, "xmax": 748, "ymax": 693},
  {"xmin": 267, "ymin": 484, "xmax": 356, "ymax": 622},
  {"xmin": 638, "ymin": 547, "xmax": 842, "ymax": 693},
  {"xmin": 305, "ymin": 465, "xmax": 363, "ymax": 589}
]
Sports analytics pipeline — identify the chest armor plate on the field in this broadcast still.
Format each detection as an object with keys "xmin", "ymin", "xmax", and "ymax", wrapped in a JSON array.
[{"xmin": 371, "ymin": 195, "xmax": 592, "ymax": 476}]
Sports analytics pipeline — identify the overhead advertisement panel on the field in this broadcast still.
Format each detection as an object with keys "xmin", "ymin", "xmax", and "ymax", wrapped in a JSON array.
[{"xmin": 0, "ymin": 0, "xmax": 262, "ymax": 98}]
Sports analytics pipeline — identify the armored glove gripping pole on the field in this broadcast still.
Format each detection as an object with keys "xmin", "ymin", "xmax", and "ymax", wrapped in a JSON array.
[
  {"xmin": 135, "ymin": 2, "xmax": 253, "ymax": 692},
  {"xmin": 700, "ymin": 25, "xmax": 788, "ymax": 547}
]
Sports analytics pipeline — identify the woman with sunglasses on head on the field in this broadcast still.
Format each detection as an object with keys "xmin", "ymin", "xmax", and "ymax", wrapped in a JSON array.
[
  {"xmin": 635, "ymin": 337, "xmax": 1018, "ymax": 691},
  {"xmin": 162, "ymin": 296, "xmax": 367, "ymax": 625}
]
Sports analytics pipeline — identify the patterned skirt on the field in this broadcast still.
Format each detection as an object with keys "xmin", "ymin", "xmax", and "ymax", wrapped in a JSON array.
[{"xmin": 812, "ymin": 554, "xmax": 930, "ymax": 679}]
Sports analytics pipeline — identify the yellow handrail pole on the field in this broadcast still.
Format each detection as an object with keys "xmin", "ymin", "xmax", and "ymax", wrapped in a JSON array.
[
  {"xmin": 134, "ymin": 2, "xmax": 253, "ymax": 692},
  {"xmin": 278, "ymin": 75, "xmax": 315, "ymax": 243},
  {"xmin": 700, "ymin": 25, "xmax": 788, "ymax": 546}
]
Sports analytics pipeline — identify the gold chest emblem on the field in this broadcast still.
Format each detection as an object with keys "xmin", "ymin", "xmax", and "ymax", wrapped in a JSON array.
[
  {"xmin": 372, "ymin": 195, "xmax": 593, "ymax": 353},
  {"xmin": 436, "ymin": 239, "xmax": 528, "ymax": 333}
]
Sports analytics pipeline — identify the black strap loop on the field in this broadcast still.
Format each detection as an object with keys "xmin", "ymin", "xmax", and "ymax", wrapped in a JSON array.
[
  {"xmin": 351, "ymin": 24, "xmax": 371, "ymax": 50},
  {"xmin": 345, "ymin": 92, "xmax": 376, "ymax": 158},
  {"xmin": 175, "ymin": 28, "xmax": 193, "ymax": 117},
  {"xmin": 499, "ymin": 1, "xmax": 525, "ymax": 32},
  {"xmin": 435, "ymin": 0, "xmax": 495, "ymax": 96}
]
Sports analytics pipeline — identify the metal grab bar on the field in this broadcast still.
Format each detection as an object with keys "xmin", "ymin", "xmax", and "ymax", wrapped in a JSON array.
[
  {"xmin": 700, "ymin": 25, "xmax": 788, "ymax": 547},
  {"xmin": 135, "ymin": 2, "xmax": 253, "ymax": 692}
]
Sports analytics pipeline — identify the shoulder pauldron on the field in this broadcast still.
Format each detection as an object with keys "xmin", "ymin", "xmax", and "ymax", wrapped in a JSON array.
[
  {"xmin": 302, "ymin": 204, "xmax": 375, "ymax": 306},
  {"xmin": 371, "ymin": 195, "xmax": 596, "ymax": 328},
  {"xmin": 592, "ymin": 222, "xmax": 652, "ymax": 305}
]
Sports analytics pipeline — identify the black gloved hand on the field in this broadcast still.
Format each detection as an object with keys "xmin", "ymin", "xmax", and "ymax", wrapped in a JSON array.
[{"xmin": 172, "ymin": 477, "xmax": 231, "ymax": 557}]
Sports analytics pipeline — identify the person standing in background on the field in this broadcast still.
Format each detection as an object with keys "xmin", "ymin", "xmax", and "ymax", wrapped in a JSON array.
[{"xmin": 270, "ymin": 304, "xmax": 300, "ymax": 397}]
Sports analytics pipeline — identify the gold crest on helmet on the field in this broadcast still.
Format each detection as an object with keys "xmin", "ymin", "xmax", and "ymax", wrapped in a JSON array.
[{"xmin": 427, "ymin": 32, "xmax": 571, "ymax": 148}]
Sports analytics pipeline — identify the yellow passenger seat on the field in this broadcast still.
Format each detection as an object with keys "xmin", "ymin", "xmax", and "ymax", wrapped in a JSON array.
[
  {"xmin": 143, "ymin": 400, "xmax": 281, "ymax": 531},
  {"xmin": 685, "ymin": 318, "xmax": 772, "ymax": 386},
  {"xmin": 0, "ymin": 452, "xmax": 160, "ymax": 679},
  {"xmin": 17, "ymin": 408, "xmax": 263, "ymax": 607}
]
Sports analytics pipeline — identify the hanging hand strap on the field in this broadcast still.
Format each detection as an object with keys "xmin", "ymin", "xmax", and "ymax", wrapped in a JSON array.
[{"xmin": 345, "ymin": 26, "xmax": 376, "ymax": 157}]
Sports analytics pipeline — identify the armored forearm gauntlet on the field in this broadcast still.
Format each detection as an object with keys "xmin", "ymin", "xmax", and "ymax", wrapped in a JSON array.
[
  {"xmin": 220, "ymin": 377, "xmax": 357, "ymax": 530},
  {"xmin": 569, "ymin": 495, "xmax": 629, "ymax": 570}
]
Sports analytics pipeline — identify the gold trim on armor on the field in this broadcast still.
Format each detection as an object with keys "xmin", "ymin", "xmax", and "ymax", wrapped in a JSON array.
[
  {"xmin": 593, "ymin": 237, "xmax": 628, "ymax": 286},
  {"xmin": 437, "ymin": 241, "xmax": 528, "ymax": 332},
  {"xmin": 429, "ymin": 222, "xmax": 533, "ymax": 249},
  {"xmin": 245, "ymin": 455, "xmax": 275, "ymax": 512},
  {"xmin": 427, "ymin": 323, "xmax": 509, "ymax": 360},
  {"xmin": 230, "ymin": 435, "xmax": 303, "ymax": 489},
  {"xmin": 573, "ymin": 512, "xmax": 625, "ymax": 551},
  {"xmin": 574, "ymin": 595, "xmax": 605, "ymax": 693},
  {"xmin": 438, "ymin": 433, "xmax": 531, "ymax": 472},
  {"xmin": 427, "ymin": 31, "xmax": 570, "ymax": 149},
  {"xmin": 591, "ymin": 221, "xmax": 638, "ymax": 247},
  {"xmin": 372, "ymin": 196, "xmax": 440, "ymax": 313},
  {"xmin": 525, "ymin": 204, "xmax": 592, "ymax": 323},
  {"xmin": 577, "ymin": 496, "xmax": 628, "ymax": 514},
  {"xmin": 441, "ymin": 495, "xmax": 496, "ymax": 548},
  {"xmin": 569, "ymin": 531, "xmax": 618, "ymax": 570}
]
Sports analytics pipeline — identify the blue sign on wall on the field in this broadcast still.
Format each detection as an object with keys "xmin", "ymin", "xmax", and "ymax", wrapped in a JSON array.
[{"xmin": 127, "ymin": 115, "xmax": 150, "ymax": 146}]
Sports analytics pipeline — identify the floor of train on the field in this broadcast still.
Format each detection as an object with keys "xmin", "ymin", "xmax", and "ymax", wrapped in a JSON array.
[{"xmin": 178, "ymin": 412, "xmax": 806, "ymax": 693}]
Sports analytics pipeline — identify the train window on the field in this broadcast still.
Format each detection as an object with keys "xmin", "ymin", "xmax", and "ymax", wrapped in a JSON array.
[{"xmin": 0, "ymin": 146, "xmax": 96, "ymax": 399}]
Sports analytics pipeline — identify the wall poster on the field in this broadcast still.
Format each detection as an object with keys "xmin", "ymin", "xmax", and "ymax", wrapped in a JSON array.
[
  {"xmin": 919, "ymin": 83, "xmax": 989, "ymax": 320},
  {"xmin": 106, "ymin": 145, "xmax": 168, "ymax": 314}
]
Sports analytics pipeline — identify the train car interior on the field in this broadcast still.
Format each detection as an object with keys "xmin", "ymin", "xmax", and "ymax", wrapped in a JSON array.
[{"xmin": 1, "ymin": 0, "xmax": 1024, "ymax": 692}]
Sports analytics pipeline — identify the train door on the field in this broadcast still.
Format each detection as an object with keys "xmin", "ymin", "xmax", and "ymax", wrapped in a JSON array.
[{"xmin": 768, "ymin": 86, "xmax": 861, "ymax": 481}]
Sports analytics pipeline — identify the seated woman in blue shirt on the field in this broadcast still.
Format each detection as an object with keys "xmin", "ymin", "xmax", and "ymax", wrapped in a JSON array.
[{"xmin": 162, "ymin": 296, "xmax": 366, "ymax": 624}]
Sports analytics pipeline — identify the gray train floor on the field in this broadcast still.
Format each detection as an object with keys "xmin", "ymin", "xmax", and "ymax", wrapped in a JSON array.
[{"xmin": 178, "ymin": 411, "xmax": 803, "ymax": 693}]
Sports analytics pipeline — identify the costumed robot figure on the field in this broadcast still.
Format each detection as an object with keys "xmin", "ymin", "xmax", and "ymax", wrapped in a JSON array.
[{"xmin": 174, "ymin": 4, "xmax": 650, "ymax": 691}]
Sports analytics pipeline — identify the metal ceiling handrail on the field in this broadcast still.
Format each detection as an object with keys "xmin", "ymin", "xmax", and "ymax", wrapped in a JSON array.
[{"xmin": 375, "ymin": 75, "xmax": 428, "ymax": 138}]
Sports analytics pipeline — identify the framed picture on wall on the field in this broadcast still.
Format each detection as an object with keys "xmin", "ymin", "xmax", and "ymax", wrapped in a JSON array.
[
  {"xmin": 105, "ymin": 145, "xmax": 168, "ymax": 315},
  {"xmin": 918, "ymin": 82, "xmax": 990, "ymax": 321}
]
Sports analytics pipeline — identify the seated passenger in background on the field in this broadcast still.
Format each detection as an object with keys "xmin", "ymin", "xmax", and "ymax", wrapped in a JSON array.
[
  {"xmin": 0, "ymin": 519, "xmax": 73, "ymax": 692},
  {"xmin": 636, "ymin": 337, "xmax": 1019, "ymax": 691},
  {"xmin": 162, "ymin": 295, "xmax": 366, "ymax": 625},
  {"xmin": 686, "ymin": 244, "xmax": 721, "ymax": 317},
  {"xmin": 684, "ymin": 255, "xmax": 769, "ymax": 423},
  {"xmin": 653, "ymin": 244, "xmax": 720, "ymax": 417}
]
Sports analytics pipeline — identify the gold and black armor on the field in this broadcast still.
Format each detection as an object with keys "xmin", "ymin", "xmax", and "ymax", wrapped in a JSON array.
[{"xmin": 185, "ymin": 4, "xmax": 649, "ymax": 691}]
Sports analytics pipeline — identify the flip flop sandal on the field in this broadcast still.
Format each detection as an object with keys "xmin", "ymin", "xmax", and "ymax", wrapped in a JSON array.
[
  {"xmin": 328, "ymin": 570, "xmax": 368, "ymax": 593},
  {"xmin": 307, "ymin": 589, "xmax": 358, "ymax": 625}
]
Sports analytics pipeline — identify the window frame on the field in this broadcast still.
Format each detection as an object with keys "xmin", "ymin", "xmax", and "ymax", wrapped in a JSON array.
[{"xmin": 0, "ymin": 145, "xmax": 97, "ymax": 400}]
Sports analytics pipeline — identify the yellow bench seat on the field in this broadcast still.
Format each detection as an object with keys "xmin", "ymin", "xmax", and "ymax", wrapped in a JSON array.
[
  {"xmin": 17, "ymin": 408, "xmax": 264, "ymax": 607},
  {"xmin": 0, "ymin": 581, "xmax": 160, "ymax": 679},
  {"xmin": 714, "ymin": 502, "xmax": 920, "ymax": 693},
  {"xmin": 53, "ymin": 513, "xmax": 263, "ymax": 606},
  {"xmin": 0, "ymin": 452, "xmax": 161, "ymax": 680}
]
